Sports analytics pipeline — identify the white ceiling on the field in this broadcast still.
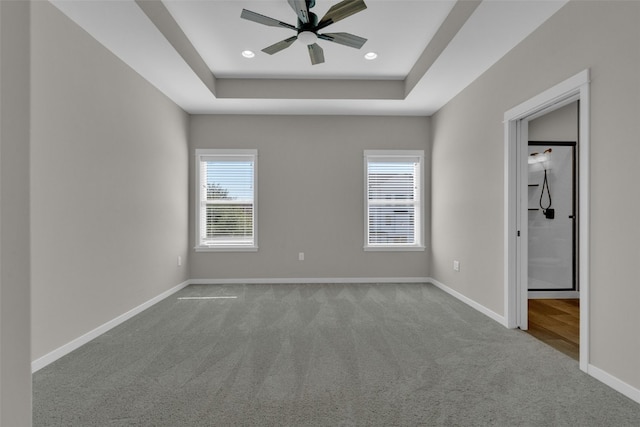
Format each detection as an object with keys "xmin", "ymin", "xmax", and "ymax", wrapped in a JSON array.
[
  {"xmin": 163, "ymin": 0, "xmax": 457, "ymax": 80},
  {"xmin": 50, "ymin": 0, "xmax": 568, "ymax": 116}
]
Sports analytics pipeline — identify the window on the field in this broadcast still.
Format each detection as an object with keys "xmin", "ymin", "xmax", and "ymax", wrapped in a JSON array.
[
  {"xmin": 195, "ymin": 149, "xmax": 257, "ymax": 251},
  {"xmin": 364, "ymin": 150, "xmax": 424, "ymax": 250}
]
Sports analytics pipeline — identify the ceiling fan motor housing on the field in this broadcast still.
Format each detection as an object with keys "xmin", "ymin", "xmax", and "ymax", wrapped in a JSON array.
[{"xmin": 298, "ymin": 12, "xmax": 319, "ymax": 32}]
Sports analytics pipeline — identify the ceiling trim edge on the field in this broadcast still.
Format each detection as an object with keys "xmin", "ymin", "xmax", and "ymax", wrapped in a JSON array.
[
  {"xmin": 404, "ymin": 0, "xmax": 481, "ymax": 97},
  {"xmin": 136, "ymin": 0, "xmax": 477, "ymax": 102},
  {"xmin": 135, "ymin": 0, "xmax": 217, "ymax": 96}
]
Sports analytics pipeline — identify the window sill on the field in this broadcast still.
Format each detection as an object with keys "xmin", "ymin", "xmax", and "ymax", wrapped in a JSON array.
[
  {"xmin": 364, "ymin": 245, "xmax": 425, "ymax": 252},
  {"xmin": 195, "ymin": 246, "xmax": 258, "ymax": 253}
]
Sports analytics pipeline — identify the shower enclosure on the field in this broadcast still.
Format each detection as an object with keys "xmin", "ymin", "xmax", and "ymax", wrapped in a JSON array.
[{"xmin": 528, "ymin": 141, "xmax": 577, "ymax": 294}]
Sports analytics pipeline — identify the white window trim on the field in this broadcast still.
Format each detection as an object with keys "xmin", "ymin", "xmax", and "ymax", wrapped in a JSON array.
[
  {"xmin": 364, "ymin": 150, "xmax": 425, "ymax": 251},
  {"xmin": 195, "ymin": 149, "xmax": 258, "ymax": 252}
]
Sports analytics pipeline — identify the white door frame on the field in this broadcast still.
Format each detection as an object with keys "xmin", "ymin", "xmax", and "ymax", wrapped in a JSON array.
[{"xmin": 504, "ymin": 69, "xmax": 590, "ymax": 372}]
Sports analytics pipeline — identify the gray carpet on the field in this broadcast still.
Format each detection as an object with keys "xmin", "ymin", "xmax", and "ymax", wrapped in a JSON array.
[{"xmin": 33, "ymin": 283, "xmax": 640, "ymax": 426}]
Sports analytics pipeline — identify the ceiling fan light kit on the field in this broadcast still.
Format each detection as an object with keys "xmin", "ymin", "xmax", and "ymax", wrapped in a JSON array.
[
  {"xmin": 297, "ymin": 31, "xmax": 318, "ymax": 45},
  {"xmin": 240, "ymin": 0, "xmax": 368, "ymax": 65}
]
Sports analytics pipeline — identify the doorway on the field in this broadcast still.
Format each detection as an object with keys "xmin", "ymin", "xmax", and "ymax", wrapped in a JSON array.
[
  {"xmin": 526, "ymin": 140, "xmax": 579, "ymax": 360},
  {"xmin": 503, "ymin": 69, "xmax": 590, "ymax": 372}
]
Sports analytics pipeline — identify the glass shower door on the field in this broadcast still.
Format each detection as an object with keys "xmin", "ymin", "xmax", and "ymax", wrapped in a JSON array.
[{"xmin": 527, "ymin": 142, "xmax": 576, "ymax": 291}]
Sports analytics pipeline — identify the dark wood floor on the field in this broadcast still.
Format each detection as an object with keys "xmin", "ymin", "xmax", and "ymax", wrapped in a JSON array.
[{"xmin": 526, "ymin": 299, "xmax": 579, "ymax": 360}]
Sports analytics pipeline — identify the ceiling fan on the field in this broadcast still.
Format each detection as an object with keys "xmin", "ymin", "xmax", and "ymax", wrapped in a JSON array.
[{"xmin": 240, "ymin": 0, "xmax": 368, "ymax": 65}]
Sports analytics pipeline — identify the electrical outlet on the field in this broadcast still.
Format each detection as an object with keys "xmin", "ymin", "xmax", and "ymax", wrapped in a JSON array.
[
  {"xmin": 298, "ymin": 252, "xmax": 304, "ymax": 261},
  {"xmin": 453, "ymin": 260, "xmax": 460, "ymax": 272}
]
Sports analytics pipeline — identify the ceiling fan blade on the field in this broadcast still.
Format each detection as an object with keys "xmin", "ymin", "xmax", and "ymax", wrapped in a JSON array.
[
  {"xmin": 262, "ymin": 36, "xmax": 298, "ymax": 55},
  {"xmin": 308, "ymin": 43, "xmax": 325, "ymax": 65},
  {"xmin": 287, "ymin": 0, "xmax": 310, "ymax": 24},
  {"xmin": 240, "ymin": 9, "xmax": 296, "ymax": 30},
  {"xmin": 318, "ymin": 32, "xmax": 367, "ymax": 49},
  {"xmin": 316, "ymin": 0, "xmax": 367, "ymax": 31}
]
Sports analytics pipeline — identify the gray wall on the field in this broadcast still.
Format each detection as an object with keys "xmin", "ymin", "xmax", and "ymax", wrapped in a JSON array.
[
  {"xmin": 431, "ymin": 1, "xmax": 640, "ymax": 390},
  {"xmin": 30, "ymin": 1, "xmax": 190, "ymax": 361},
  {"xmin": 528, "ymin": 101, "xmax": 578, "ymax": 142},
  {"xmin": 0, "ymin": 1, "xmax": 32, "ymax": 424},
  {"xmin": 189, "ymin": 115, "xmax": 430, "ymax": 280}
]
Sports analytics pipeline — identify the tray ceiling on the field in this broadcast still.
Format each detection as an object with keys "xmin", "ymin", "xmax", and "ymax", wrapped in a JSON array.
[{"xmin": 49, "ymin": 0, "xmax": 568, "ymax": 115}]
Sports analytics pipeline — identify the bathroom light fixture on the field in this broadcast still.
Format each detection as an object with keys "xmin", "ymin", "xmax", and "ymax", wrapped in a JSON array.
[
  {"xmin": 528, "ymin": 148, "xmax": 552, "ymax": 165},
  {"xmin": 242, "ymin": 50, "xmax": 255, "ymax": 58},
  {"xmin": 528, "ymin": 152, "xmax": 547, "ymax": 164},
  {"xmin": 364, "ymin": 52, "xmax": 377, "ymax": 60}
]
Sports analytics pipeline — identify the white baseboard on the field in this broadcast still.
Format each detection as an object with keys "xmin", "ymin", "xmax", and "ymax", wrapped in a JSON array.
[
  {"xmin": 528, "ymin": 290, "xmax": 580, "ymax": 299},
  {"xmin": 31, "ymin": 278, "xmax": 427, "ymax": 372},
  {"xmin": 31, "ymin": 280, "xmax": 191, "ymax": 373},
  {"xmin": 428, "ymin": 277, "xmax": 508, "ymax": 327},
  {"xmin": 588, "ymin": 364, "xmax": 640, "ymax": 405},
  {"xmin": 189, "ymin": 277, "xmax": 430, "ymax": 285},
  {"xmin": 31, "ymin": 277, "xmax": 640, "ymax": 407},
  {"xmin": 427, "ymin": 280, "xmax": 639, "ymax": 405}
]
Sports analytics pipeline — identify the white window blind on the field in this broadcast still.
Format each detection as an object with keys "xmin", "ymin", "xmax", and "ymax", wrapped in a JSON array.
[
  {"xmin": 196, "ymin": 150, "xmax": 257, "ymax": 250},
  {"xmin": 365, "ymin": 151, "xmax": 423, "ymax": 250}
]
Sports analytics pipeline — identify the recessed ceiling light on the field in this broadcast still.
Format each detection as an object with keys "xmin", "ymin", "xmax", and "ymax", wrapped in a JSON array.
[
  {"xmin": 364, "ymin": 52, "xmax": 378, "ymax": 60},
  {"xmin": 242, "ymin": 50, "xmax": 255, "ymax": 59}
]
